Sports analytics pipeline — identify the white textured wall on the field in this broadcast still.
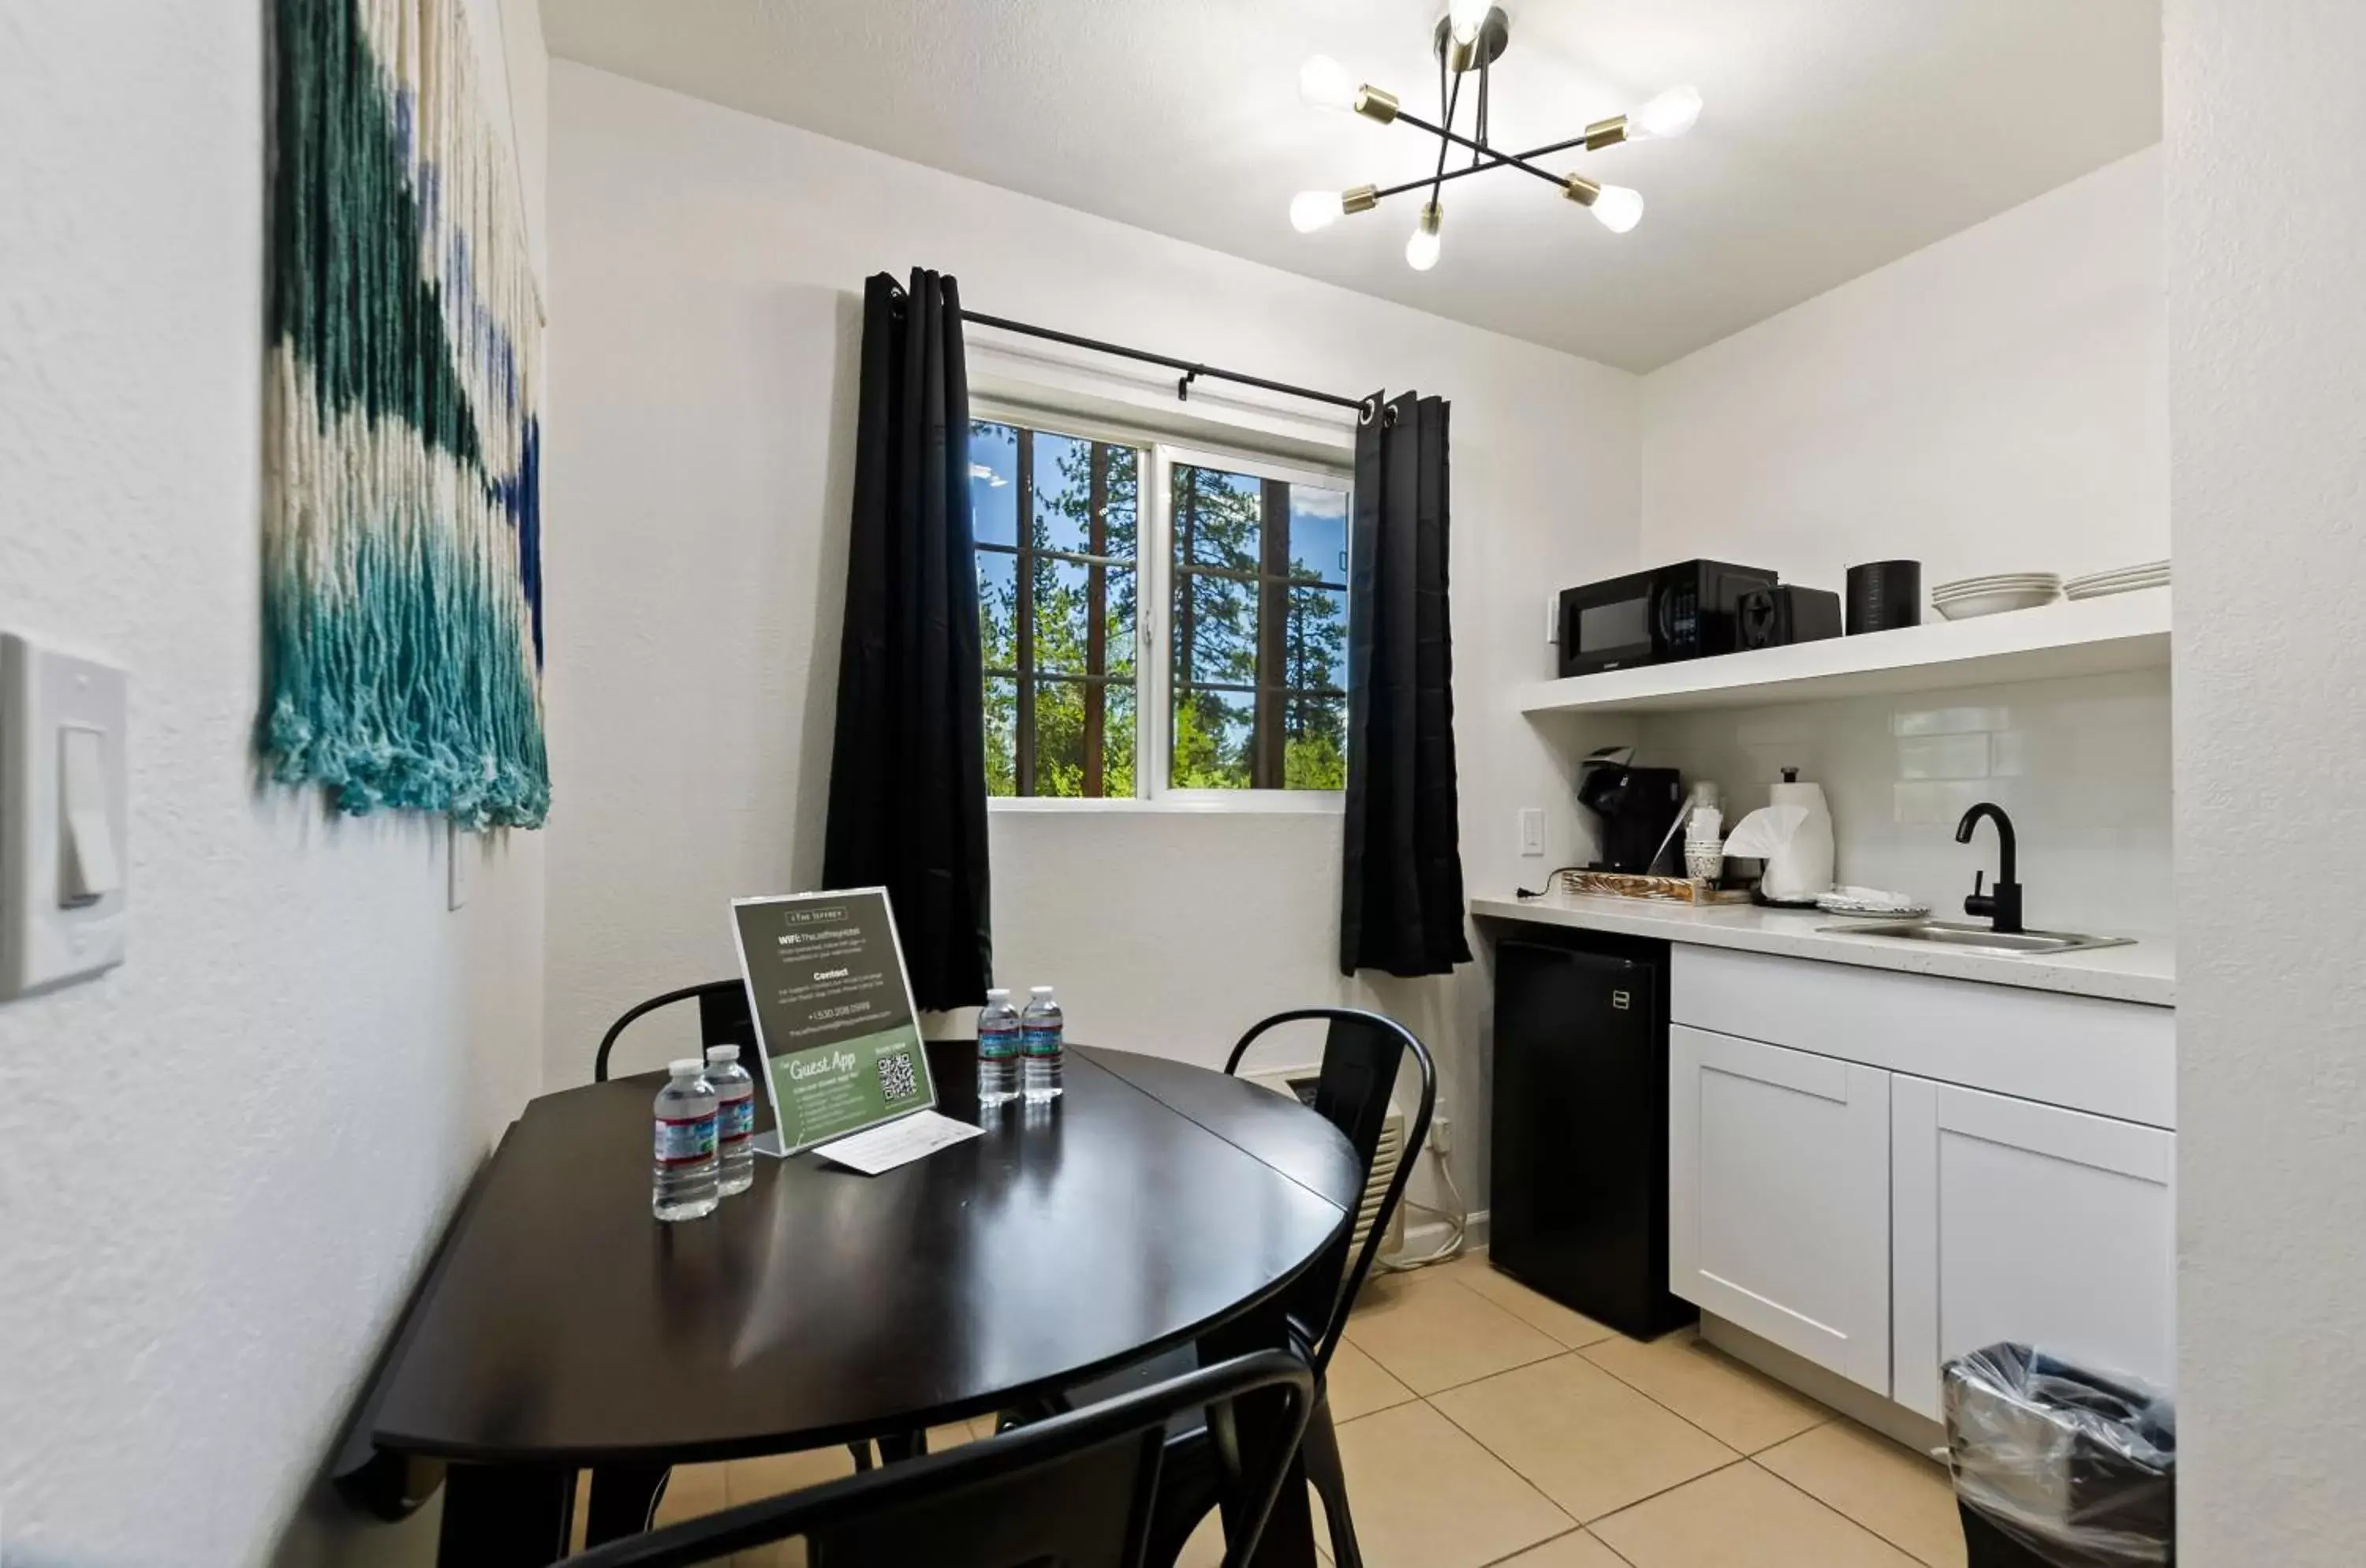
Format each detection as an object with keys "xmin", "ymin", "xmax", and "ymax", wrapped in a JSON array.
[
  {"xmin": 1633, "ymin": 146, "xmax": 2172, "ymax": 941},
  {"xmin": 542, "ymin": 64, "xmax": 1642, "ymax": 1211},
  {"xmin": 1641, "ymin": 146, "xmax": 2166, "ymax": 589},
  {"xmin": 0, "ymin": 2, "xmax": 550, "ymax": 1563},
  {"xmin": 2168, "ymin": 4, "xmax": 2366, "ymax": 1560}
]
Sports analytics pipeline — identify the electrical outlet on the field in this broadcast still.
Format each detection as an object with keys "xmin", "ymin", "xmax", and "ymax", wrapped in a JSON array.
[
  {"xmin": 1431, "ymin": 1114, "xmax": 1454, "ymax": 1156},
  {"xmin": 1517, "ymin": 807, "xmax": 1544, "ymax": 857},
  {"xmin": 1544, "ymin": 594, "xmax": 1560, "ymax": 646}
]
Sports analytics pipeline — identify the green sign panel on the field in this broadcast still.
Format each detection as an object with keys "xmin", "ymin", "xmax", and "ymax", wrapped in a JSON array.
[{"xmin": 730, "ymin": 889, "xmax": 936, "ymax": 1155}]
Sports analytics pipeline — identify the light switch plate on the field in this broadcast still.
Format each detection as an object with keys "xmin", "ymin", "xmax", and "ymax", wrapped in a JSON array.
[
  {"xmin": 1517, "ymin": 807, "xmax": 1545, "ymax": 857},
  {"xmin": 1, "ymin": 632, "xmax": 129, "ymax": 998}
]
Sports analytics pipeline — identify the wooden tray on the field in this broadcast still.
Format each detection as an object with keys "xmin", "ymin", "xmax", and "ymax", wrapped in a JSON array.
[{"xmin": 1553, "ymin": 869, "xmax": 1754, "ymax": 905}]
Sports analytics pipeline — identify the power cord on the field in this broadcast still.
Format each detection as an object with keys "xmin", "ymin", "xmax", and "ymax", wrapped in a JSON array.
[{"xmin": 1381, "ymin": 1121, "xmax": 1471, "ymax": 1271}]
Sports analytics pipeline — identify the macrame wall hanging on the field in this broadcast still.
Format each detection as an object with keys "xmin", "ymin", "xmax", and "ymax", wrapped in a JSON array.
[{"xmin": 263, "ymin": 0, "xmax": 550, "ymax": 828}]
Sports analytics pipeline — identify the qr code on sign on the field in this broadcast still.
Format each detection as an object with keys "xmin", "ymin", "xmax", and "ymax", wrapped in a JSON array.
[{"xmin": 876, "ymin": 1051, "xmax": 919, "ymax": 1102}]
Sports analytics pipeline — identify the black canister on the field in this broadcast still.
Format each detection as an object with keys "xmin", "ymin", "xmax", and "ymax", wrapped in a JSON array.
[{"xmin": 1846, "ymin": 560, "xmax": 1922, "ymax": 634}]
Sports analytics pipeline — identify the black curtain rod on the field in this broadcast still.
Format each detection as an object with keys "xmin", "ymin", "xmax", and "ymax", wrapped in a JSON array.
[{"xmin": 957, "ymin": 308, "xmax": 1379, "ymax": 421}]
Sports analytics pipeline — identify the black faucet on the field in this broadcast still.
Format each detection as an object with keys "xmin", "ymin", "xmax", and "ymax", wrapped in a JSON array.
[{"xmin": 1955, "ymin": 802, "xmax": 2024, "ymax": 935}]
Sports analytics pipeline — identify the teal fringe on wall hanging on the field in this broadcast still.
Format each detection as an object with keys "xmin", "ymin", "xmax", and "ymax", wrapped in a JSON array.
[{"xmin": 263, "ymin": 0, "xmax": 550, "ymax": 828}]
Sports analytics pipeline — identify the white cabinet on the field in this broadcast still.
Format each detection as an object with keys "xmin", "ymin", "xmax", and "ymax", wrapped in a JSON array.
[
  {"xmin": 1890, "ymin": 1077, "xmax": 2176, "ymax": 1420},
  {"xmin": 1670, "ymin": 1025, "xmax": 1894, "ymax": 1393}
]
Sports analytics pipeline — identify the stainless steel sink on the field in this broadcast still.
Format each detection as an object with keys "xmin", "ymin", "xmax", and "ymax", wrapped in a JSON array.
[{"xmin": 1816, "ymin": 920, "xmax": 2133, "ymax": 957}]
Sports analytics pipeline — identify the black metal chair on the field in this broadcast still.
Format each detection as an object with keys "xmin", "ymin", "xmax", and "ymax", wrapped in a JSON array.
[
  {"xmin": 1044, "ymin": 1008, "xmax": 1437, "ymax": 1568},
  {"xmin": 553, "ymin": 1350, "xmax": 1317, "ymax": 1568},
  {"xmin": 594, "ymin": 980, "xmax": 758, "ymax": 1083}
]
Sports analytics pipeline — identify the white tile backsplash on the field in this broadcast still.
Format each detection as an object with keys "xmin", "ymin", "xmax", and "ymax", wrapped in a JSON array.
[{"xmin": 1633, "ymin": 667, "xmax": 2172, "ymax": 935}]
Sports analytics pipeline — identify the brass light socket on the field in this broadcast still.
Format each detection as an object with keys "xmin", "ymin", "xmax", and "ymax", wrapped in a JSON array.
[
  {"xmin": 1563, "ymin": 174, "xmax": 1603, "ymax": 207},
  {"xmin": 1584, "ymin": 114, "xmax": 1629, "ymax": 151},
  {"xmin": 1353, "ymin": 85, "xmax": 1400, "ymax": 124},
  {"xmin": 1342, "ymin": 185, "xmax": 1380, "ymax": 215}
]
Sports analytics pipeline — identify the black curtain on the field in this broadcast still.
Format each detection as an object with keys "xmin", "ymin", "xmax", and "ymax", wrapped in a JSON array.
[
  {"xmin": 823, "ymin": 271, "xmax": 992, "ymax": 1010},
  {"xmin": 1339, "ymin": 393, "xmax": 1472, "ymax": 978}
]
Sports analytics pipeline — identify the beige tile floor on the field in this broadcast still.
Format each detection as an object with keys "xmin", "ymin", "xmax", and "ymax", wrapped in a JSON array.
[{"xmin": 606, "ymin": 1251, "xmax": 1969, "ymax": 1568}]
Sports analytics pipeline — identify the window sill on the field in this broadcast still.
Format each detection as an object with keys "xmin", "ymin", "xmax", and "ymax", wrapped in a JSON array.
[{"xmin": 988, "ymin": 793, "xmax": 1345, "ymax": 817}]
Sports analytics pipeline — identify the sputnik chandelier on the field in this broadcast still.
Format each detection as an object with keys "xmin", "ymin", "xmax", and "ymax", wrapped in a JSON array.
[{"xmin": 1290, "ymin": 2, "xmax": 1702, "ymax": 271}]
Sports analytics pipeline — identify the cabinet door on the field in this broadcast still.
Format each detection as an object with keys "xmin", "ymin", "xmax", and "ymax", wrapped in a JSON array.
[
  {"xmin": 1892, "ymin": 1077, "xmax": 2176, "ymax": 1420},
  {"xmin": 1670, "ymin": 1025, "xmax": 1891, "ymax": 1392}
]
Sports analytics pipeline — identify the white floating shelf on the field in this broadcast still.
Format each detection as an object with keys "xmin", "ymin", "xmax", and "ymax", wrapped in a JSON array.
[{"xmin": 1517, "ymin": 588, "xmax": 2170, "ymax": 716}]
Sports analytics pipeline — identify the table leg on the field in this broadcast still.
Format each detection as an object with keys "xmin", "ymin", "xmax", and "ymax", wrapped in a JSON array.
[
  {"xmin": 1200, "ymin": 1304, "xmax": 1319, "ymax": 1568},
  {"xmin": 437, "ymin": 1462, "xmax": 575, "ymax": 1567},
  {"xmin": 584, "ymin": 1462, "xmax": 672, "ymax": 1547}
]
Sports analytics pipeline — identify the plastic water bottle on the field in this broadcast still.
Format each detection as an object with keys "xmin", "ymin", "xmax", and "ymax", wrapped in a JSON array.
[
  {"xmin": 705, "ymin": 1044, "xmax": 756, "ymax": 1197},
  {"xmin": 1021, "ymin": 985, "xmax": 1064, "ymax": 1103},
  {"xmin": 651, "ymin": 1058, "xmax": 720, "ymax": 1222},
  {"xmin": 977, "ymin": 987, "xmax": 1021, "ymax": 1107}
]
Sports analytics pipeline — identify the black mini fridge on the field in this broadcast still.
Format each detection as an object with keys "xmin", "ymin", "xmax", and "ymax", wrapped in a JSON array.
[{"xmin": 1489, "ymin": 929, "xmax": 1696, "ymax": 1340}]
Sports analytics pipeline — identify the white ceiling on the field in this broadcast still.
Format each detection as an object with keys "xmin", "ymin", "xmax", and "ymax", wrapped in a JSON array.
[{"xmin": 540, "ymin": 0, "xmax": 2160, "ymax": 372}]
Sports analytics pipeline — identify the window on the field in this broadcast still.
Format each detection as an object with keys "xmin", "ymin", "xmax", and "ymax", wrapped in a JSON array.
[{"xmin": 971, "ymin": 413, "xmax": 1352, "ymax": 804}]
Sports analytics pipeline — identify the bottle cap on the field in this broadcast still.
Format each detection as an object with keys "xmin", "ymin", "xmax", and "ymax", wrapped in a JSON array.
[
  {"xmin": 667, "ymin": 1058, "xmax": 707, "ymax": 1078},
  {"xmin": 705, "ymin": 1045, "xmax": 740, "ymax": 1063},
  {"xmin": 1029, "ymin": 985, "xmax": 1054, "ymax": 998},
  {"xmin": 985, "ymin": 987, "xmax": 1010, "ymax": 1002}
]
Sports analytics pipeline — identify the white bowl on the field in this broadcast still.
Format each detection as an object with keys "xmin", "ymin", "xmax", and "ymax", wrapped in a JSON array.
[{"xmin": 1932, "ymin": 586, "xmax": 2060, "ymax": 619}]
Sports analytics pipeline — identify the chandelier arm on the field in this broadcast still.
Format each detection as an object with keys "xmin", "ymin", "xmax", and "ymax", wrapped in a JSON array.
[{"xmin": 1392, "ymin": 109, "xmax": 1572, "ymax": 191}]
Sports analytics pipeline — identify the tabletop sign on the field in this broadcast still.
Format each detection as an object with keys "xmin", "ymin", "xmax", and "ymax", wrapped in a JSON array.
[{"xmin": 730, "ymin": 889, "xmax": 936, "ymax": 1156}]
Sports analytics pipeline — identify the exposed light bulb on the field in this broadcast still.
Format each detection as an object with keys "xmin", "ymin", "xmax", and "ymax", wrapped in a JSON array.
[
  {"xmin": 1447, "ymin": 0, "xmax": 1494, "ymax": 46},
  {"xmin": 1405, "ymin": 202, "xmax": 1443, "ymax": 271},
  {"xmin": 1589, "ymin": 184, "xmax": 1646, "ymax": 233},
  {"xmin": 1290, "ymin": 190, "xmax": 1345, "ymax": 233},
  {"xmin": 1298, "ymin": 54, "xmax": 1359, "ymax": 112},
  {"xmin": 1627, "ymin": 84, "xmax": 1704, "ymax": 141}
]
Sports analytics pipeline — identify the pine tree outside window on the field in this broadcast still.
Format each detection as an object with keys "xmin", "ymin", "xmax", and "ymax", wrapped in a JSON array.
[{"xmin": 972, "ymin": 411, "xmax": 1351, "ymax": 806}]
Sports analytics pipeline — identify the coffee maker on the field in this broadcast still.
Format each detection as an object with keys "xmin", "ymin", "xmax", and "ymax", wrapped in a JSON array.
[{"xmin": 1577, "ymin": 749, "xmax": 1685, "ymax": 874}]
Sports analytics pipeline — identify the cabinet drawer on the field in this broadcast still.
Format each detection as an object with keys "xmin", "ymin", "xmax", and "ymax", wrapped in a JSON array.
[
  {"xmin": 1670, "ymin": 1025, "xmax": 1891, "ymax": 1394},
  {"xmin": 1670, "ymin": 946, "xmax": 2174, "ymax": 1129}
]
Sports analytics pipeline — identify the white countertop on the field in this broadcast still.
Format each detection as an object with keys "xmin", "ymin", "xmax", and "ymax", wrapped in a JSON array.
[{"xmin": 1469, "ymin": 892, "xmax": 2176, "ymax": 1008}]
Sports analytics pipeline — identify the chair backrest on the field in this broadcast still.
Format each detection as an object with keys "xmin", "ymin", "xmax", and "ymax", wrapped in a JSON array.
[
  {"xmin": 554, "ymin": 1350, "xmax": 1314, "ymax": 1568},
  {"xmin": 1226, "ymin": 1008, "xmax": 1436, "ymax": 1375},
  {"xmin": 594, "ymin": 981, "xmax": 758, "ymax": 1083}
]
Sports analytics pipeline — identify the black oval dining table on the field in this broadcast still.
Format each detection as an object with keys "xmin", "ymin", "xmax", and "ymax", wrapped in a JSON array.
[{"xmin": 348, "ymin": 1037, "xmax": 1360, "ymax": 1566}]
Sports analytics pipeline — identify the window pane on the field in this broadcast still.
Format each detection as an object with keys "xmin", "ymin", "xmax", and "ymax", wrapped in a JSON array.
[
  {"xmin": 1282, "ymin": 584, "xmax": 1348, "ymax": 693},
  {"xmin": 1289, "ymin": 483, "xmax": 1350, "ymax": 583},
  {"xmin": 971, "ymin": 422, "xmax": 1018, "ymax": 548},
  {"xmin": 1174, "ymin": 569, "xmax": 1257, "ymax": 687},
  {"xmin": 1032, "ymin": 431, "xmax": 1094, "ymax": 554},
  {"xmin": 1174, "ymin": 465, "xmax": 1261, "ymax": 574},
  {"xmin": 1284, "ymin": 695, "xmax": 1348, "ymax": 790},
  {"xmin": 1103, "ymin": 446, "xmax": 1140, "ymax": 561},
  {"xmin": 1032, "ymin": 556, "xmax": 1136, "ymax": 678},
  {"xmin": 984, "ymin": 675, "xmax": 1019, "ymax": 797},
  {"xmin": 1172, "ymin": 687, "xmax": 1255, "ymax": 790},
  {"xmin": 1031, "ymin": 677, "xmax": 1133, "ymax": 798},
  {"xmin": 978, "ymin": 550, "xmax": 1018, "ymax": 671}
]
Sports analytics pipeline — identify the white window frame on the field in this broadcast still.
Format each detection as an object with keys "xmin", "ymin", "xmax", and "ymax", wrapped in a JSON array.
[{"xmin": 971, "ymin": 397, "xmax": 1354, "ymax": 815}]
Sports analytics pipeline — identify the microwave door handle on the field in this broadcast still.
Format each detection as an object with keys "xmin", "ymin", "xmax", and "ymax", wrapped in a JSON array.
[{"xmin": 1655, "ymin": 584, "xmax": 1677, "ymax": 649}]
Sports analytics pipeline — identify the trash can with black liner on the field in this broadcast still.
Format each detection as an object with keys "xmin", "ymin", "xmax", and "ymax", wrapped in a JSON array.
[{"xmin": 1942, "ymin": 1343, "xmax": 2177, "ymax": 1567}]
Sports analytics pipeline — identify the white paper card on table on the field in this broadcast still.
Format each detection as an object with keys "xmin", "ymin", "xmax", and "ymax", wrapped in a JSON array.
[{"xmin": 812, "ymin": 1110, "xmax": 983, "ymax": 1175}]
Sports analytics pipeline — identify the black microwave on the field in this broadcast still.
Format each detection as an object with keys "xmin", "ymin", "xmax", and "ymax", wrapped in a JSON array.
[{"xmin": 1558, "ymin": 559, "xmax": 1778, "ymax": 678}]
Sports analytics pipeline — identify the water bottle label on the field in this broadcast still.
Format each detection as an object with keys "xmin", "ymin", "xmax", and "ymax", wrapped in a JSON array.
[
  {"xmin": 718, "ymin": 1097, "xmax": 754, "ymax": 1143},
  {"xmin": 980, "ymin": 1025, "xmax": 1021, "ymax": 1060},
  {"xmin": 654, "ymin": 1113, "xmax": 718, "ymax": 1164},
  {"xmin": 1022, "ymin": 1025, "xmax": 1062, "ymax": 1058}
]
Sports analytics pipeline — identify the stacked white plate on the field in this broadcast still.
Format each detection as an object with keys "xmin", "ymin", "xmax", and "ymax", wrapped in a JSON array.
[
  {"xmin": 2065, "ymin": 560, "xmax": 2171, "ymax": 599},
  {"xmin": 1931, "ymin": 573, "xmax": 2062, "ymax": 621}
]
